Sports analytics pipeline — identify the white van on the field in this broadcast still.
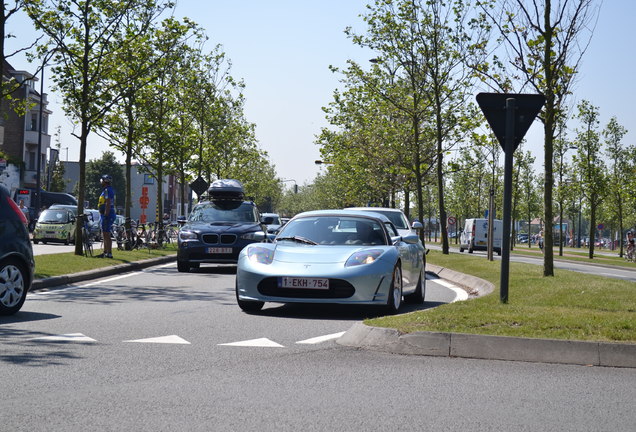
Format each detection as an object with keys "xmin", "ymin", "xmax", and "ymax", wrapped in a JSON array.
[{"xmin": 459, "ymin": 218, "xmax": 502, "ymax": 255}]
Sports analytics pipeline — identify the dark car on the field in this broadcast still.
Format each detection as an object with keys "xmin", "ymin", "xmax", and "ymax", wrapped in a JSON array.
[
  {"xmin": 0, "ymin": 184, "xmax": 34, "ymax": 315},
  {"xmin": 177, "ymin": 179, "xmax": 269, "ymax": 272}
]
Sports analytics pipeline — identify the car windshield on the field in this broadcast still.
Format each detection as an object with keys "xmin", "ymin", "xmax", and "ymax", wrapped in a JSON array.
[
  {"xmin": 38, "ymin": 209, "xmax": 70, "ymax": 223},
  {"xmin": 189, "ymin": 201, "xmax": 259, "ymax": 223},
  {"xmin": 369, "ymin": 210, "xmax": 408, "ymax": 230},
  {"xmin": 277, "ymin": 216, "xmax": 386, "ymax": 246}
]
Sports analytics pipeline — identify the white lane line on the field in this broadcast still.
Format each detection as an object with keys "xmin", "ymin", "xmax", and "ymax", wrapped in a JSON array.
[
  {"xmin": 218, "ymin": 338, "xmax": 284, "ymax": 348},
  {"xmin": 296, "ymin": 332, "xmax": 346, "ymax": 345},
  {"xmin": 78, "ymin": 272, "xmax": 143, "ymax": 288},
  {"xmin": 124, "ymin": 335, "xmax": 190, "ymax": 344},
  {"xmin": 433, "ymin": 279, "xmax": 469, "ymax": 302},
  {"xmin": 29, "ymin": 333, "xmax": 97, "ymax": 343}
]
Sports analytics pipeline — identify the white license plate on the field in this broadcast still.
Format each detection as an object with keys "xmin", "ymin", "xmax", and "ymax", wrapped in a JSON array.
[
  {"xmin": 279, "ymin": 277, "xmax": 329, "ymax": 290},
  {"xmin": 207, "ymin": 247, "xmax": 232, "ymax": 254}
]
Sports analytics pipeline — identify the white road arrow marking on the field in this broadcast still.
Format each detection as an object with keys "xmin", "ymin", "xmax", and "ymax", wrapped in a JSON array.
[
  {"xmin": 218, "ymin": 338, "xmax": 284, "ymax": 348},
  {"xmin": 30, "ymin": 333, "xmax": 96, "ymax": 343},
  {"xmin": 124, "ymin": 335, "xmax": 191, "ymax": 344},
  {"xmin": 296, "ymin": 332, "xmax": 346, "ymax": 344}
]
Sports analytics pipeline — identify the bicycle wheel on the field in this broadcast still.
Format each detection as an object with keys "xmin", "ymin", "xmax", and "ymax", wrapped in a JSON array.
[{"xmin": 83, "ymin": 229, "xmax": 93, "ymax": 257}]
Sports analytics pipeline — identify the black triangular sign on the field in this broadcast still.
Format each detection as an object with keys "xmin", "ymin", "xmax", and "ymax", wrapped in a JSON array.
[{"xmin": 476, "ymin": 93, "xmax": 545, "ymax": 152}]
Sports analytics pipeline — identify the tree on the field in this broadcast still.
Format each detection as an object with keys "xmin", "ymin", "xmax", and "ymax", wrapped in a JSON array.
[
  {"xmin": 26, "ymin": 0, "xmax": 171, "ymax": 255},
  {"xmin": 603, "ymin": 116, "xmax": 630, "ymax": 256},
  {"xmin": 479, "ymin": 0, "xmax": 601, "ymax": 275},
  {"xmin": 573, "ymin": 99, "xmax": 606, "ymax": 259}
]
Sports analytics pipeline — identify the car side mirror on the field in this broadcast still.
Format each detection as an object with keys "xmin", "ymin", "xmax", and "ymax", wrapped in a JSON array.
[{"xmin": 411, "ymin": 221, "xmax": 423, "ymax": 230}]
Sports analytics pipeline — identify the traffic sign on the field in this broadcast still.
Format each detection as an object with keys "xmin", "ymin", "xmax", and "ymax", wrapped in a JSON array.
[
  {"xmin": 476, "ymin": 93, "xmax": 545, "ymax": 152},
  {"xmin": 597, "ymin": 224, "xmax": 604, "ymax": 230},
  {"xmin": 190, "ymin": 176, "xmax": 209, "ymax": 197},
  {"xmin": 447, "ymin": 216, "xmax": 456, "ymax": 225}
]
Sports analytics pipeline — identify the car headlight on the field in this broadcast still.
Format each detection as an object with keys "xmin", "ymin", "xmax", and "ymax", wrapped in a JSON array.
[
  {"xmin": 247, "ymin": 246, "xmax": 274, "ymax": 264},
  {"xmin": 241, "ymin": 231, "xmax": 267, "ymax": 241},
  {"xmin": 179, "ymin": 230, "xmax": 198, "ymax": 241},
  {"xmin": 345, "ymin": 249, "xmax": 384, "ymax": 267}
]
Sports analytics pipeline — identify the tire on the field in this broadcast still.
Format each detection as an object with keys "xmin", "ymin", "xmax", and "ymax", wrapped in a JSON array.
[
  {"xmin": 64, "ymin": 233, "xmax": 70, "ymax": 245},
  {"xmin": 177, "ymin": 260, "xmax": 190, "ymax": 273},
  {"xmin": 385, "ymin": 265, "xmax": 403, "ymax": 314},
  {"xmin": 459, "ymin": 247, "xmax": 464, "ymax": 252},
  {"xmin": 33, "ymin": 239, "xmax": 39, "ymax": 244},
  {"xmin": 0, "ymin": 258, "xmax": 29, "ymax": 316},
  {"xmin": 235, "ymin": 281, "xmax": 264, "ymax": 313},
  {"xmin": 404, "ymin": 270, "xmax": 425, "ymax": 304}
]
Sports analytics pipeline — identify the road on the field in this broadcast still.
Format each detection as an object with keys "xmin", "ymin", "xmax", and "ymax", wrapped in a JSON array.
[
  {"xmin": 1, "ymin": 263, "xmax": 634, "ymax": 431},
  {"xmin": 430, "ymin": 244, "xmax": 636, "ymax": 282}
]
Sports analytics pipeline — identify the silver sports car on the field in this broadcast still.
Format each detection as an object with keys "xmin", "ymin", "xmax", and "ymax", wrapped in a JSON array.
[{"xmin": 235, "ymin": 210, "xmax": 426, "ymax": 313}]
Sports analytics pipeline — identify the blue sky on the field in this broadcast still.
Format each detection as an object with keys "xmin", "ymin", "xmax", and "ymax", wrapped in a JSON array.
[{"xmin": 7, "ymin": 1, "xmax": 635, "ymax": 186}]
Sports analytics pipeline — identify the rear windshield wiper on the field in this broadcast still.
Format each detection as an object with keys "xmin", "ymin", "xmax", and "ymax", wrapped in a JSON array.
[{"xmin": 276, "ymin": 236, "xmax": 317, "ymax": 245}]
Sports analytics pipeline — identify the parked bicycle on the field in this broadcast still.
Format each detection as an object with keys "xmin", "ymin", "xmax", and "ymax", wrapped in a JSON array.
[{"xmin": 76, "ymin": 213, "xmax": 94, "ymax": 257}]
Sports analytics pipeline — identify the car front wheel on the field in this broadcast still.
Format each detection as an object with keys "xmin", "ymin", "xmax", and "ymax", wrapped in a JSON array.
[
  {"xmin": 0, "ymin": 258, "xmax": 29, "ymax": 316},
  {"xmin": 404, "ymin": 270, "xmax": 425, "ymax": 304},
  {"xmin": 385, "ymin": 265, "xmax": 403, "ymax": 314},
  {"xmin": 235, "ymin": 282, "xmax": 264, "ymax": 313},
  {"xmin": 177, "ymin": 261, "xmax": 190, "ymax": 272}
]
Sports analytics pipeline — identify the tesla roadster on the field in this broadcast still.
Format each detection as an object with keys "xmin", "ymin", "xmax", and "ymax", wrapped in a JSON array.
[{"xmin": 235, "ymin": 210, "xmax": 426, "ymax": 313}]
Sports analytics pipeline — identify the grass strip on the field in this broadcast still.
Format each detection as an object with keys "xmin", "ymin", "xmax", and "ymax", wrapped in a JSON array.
[
  {"xmin": 34, "ymin": 245, "xmax": 177, "ymax": 279},
  {"xmin": 365, "ymin": 250, "xmax": 636, "ymax": 343}
]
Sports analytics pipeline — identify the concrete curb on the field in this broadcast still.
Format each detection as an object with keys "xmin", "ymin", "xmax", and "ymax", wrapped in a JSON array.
[
  {"xmin": 337, "ymin": 265, "xmax": 636, "ymax": 368},
  {"xmin": 31, "ymin": 255, "xmax": 177, "ymax": 291},
  {"xmin": 337, "ymin": 322, "xmax": 636, "ymax": 368}
]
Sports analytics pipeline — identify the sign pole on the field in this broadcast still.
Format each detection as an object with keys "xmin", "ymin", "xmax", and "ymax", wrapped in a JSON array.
[{"xmin": 499, "ymin": 98, "xmax": 516, "ymax": 303}]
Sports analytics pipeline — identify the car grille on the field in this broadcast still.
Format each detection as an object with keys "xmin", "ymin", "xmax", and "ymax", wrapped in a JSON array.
[
  {"xmin": 202, "ymin": 233, "xmax": 237, "ymax": 244},
  {"xmin": 257, "ymin": 278, "xmax": 355, "ymax": 299}
]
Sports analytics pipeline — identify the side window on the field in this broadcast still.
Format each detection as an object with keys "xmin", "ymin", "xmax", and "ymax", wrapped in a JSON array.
[{"xmin": 384, "ymin": 222, "xmax": 398, "ymax": 237}]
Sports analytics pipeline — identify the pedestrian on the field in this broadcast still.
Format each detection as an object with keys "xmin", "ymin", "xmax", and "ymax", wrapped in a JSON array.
[
  {"xmin": 18, "ymin": 199, "xmax": 30, "ymax": 225},
  {"xmin": 97, "ymin": 174, "xmax": 116, "ymax": 258},
  {"xmin": 538, "ymin": 229, "xmax": 544, "ymax": 253}
]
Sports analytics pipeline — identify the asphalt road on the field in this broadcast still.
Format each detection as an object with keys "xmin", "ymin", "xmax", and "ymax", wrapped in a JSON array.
[
  {"xmin": 429, "ymin": 244, "xmax": 636, "ymax": 282},
  {"xmin": 2, "ymin": 262, "xmax": 634, "ymax": 431}
]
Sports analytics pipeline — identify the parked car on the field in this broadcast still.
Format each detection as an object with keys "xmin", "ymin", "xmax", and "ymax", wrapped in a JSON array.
[
  {"xmin": 33, "ymin": 207, "xmax": 76, "ymax": 244},
  {"xmin": 345, "ymin": 207, "xmax": 423, "ymax": 238},
  {"xmin": 177, "ymin": 179, "xmax": 269, "ymax": 272},
  {"xmin": 261, "ymin": 212, "xmax": 283, "ymax": 233},
  {"xmin": 0, "ymin": 184, "xmax": 34, "ymax": 315},
  {"xmin": 235, "ymin": 210, "xmax": 426, "ymax": 314}
]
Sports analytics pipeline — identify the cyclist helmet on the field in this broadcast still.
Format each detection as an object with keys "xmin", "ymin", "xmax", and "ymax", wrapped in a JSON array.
[{"xmin": 101, "ymin": 174, "xmax": 112, "ymax": 183}]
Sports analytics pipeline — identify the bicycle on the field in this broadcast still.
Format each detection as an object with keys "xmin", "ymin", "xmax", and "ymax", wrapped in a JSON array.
[
  {"xmin": 76, "ymin": 213, "xmax": 93, "ymax": 257},
  {"xmin": 626, "ymin": 244, "xmax": 635, "ymax": 263}
]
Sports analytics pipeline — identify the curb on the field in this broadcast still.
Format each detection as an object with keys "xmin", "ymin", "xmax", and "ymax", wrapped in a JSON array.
[
  {"xmin": 31, "ymin": 255, "xmax": 177, "ymax": 291},
  {"xmin": 337, "ymin": 322, "xmax": 636, "ymax": 368},
  {"xmin": 337, "ymin": 265, "xmax": 636, "ymax": 368}
]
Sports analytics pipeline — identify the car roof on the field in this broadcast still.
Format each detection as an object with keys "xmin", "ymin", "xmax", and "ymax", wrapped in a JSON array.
[
  {"xmin": 346, "ymin": 207, "xmax": 405, "ymax": 214},
  {"xmin": 294, "ymin": 209, "xmax": 391, "ymax": 223}
]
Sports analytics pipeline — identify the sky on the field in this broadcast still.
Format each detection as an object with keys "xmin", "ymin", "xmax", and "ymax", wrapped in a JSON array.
[{"xmin": 6, "ymin": 1, "xmax": 635, "ymax": 187}]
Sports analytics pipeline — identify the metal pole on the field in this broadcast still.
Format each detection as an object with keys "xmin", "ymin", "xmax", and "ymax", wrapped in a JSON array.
[
  {"xmin": 500, "ymin": 98, "xmax": 516, "ymax": 304},
  {"xmin": 487, "ymin": 187, "xmax": 494, "ymax": 261},
  {"xmin": 35, "ymin": 65, "xmax": 44, "ymax": 215}
]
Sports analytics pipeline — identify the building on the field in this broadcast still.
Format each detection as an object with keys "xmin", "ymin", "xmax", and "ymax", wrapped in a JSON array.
[{"xmin": 0, "ymin": 60, "xmax": 51, "ymax": 195}]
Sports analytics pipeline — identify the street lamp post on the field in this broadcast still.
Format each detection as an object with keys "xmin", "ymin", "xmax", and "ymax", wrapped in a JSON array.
[{"xmin": 35, "ymin": 64, "xmax": 45, "ymax": 215}]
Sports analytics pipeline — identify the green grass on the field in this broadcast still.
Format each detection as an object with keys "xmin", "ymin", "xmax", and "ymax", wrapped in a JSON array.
[
  {"xmin": 34, "ymin": 245, "xmax": 177, "ymax": 279},
  {"xmin": 365, "ymin": 250, "xmax": 636, "ymax": 343}
]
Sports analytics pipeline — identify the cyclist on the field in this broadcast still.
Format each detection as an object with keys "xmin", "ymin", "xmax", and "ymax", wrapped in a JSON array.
[
  {"xmin": 97, "ymin": 174, "xmax": 116, "ymax": 258},
  {"xmin": 627, "ymin": 231, "xmax": 635, "ymax": 261}
]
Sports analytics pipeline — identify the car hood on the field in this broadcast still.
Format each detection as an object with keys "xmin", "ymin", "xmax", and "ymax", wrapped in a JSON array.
[
  {"xmin": 270, "ymin": 243, "xmax": 387, "ymax": 264},
  {"xmin": 182, "ymin": 221, "xmax": 262, "ymax": 233}
]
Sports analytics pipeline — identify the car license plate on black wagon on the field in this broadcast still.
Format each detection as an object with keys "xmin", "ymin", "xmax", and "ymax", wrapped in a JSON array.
[
  {"xmin": 279, "ymin": 277, "xmax": 329, "ymax": 290},
  {"xmin": 207, "ymin": 247, "xmax": 232, "ymax": 254}
]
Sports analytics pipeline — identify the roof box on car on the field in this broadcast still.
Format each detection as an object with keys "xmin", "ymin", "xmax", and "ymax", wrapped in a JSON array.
[{"xmin": 208, "ymin": 179, "xmax": 245, "ymax": 201}]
